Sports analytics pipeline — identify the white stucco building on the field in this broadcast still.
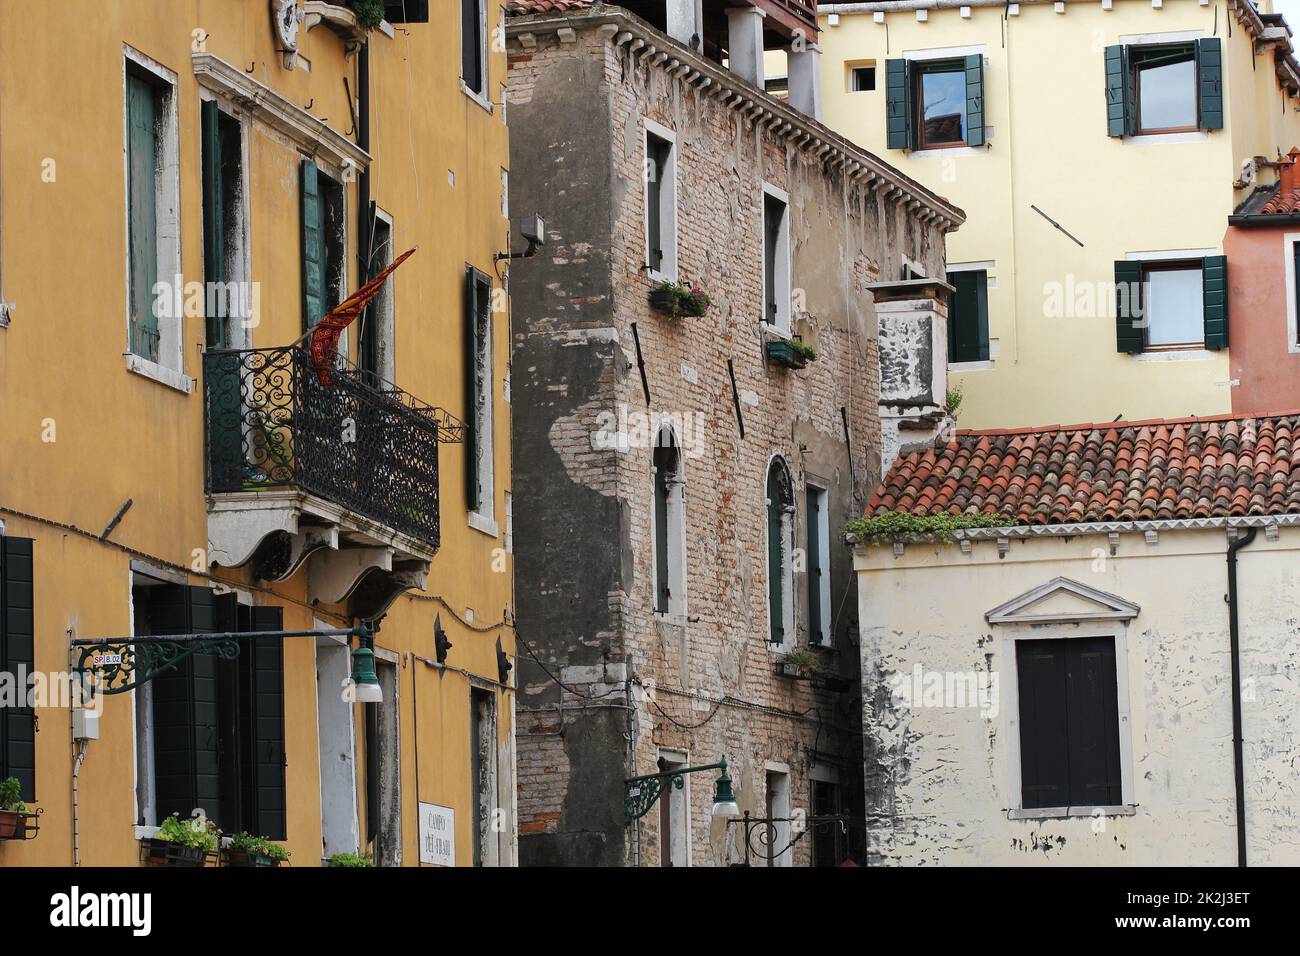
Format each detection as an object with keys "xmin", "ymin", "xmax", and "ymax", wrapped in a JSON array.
[{"xmin": 854, "ymin": 411, "xmax": 1300, "ymax": 865}]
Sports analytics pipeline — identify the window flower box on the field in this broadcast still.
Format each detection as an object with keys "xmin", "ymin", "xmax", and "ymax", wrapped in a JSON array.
[
  {"xmin": 765, "ymin": 338, "xmax": 815, "ymax": 369},
  {"xmin": 142, "ymin": 839, "xmax": 208, "ymax": 867},
  {"xmin": 141, "ymin": 813, "xmax": 217, "ymax": 867},
  {"xmin": 648, "ymin": 281, "xmax": 710, "ymax": 318},
  {"xmin": 0, "ymin": 809, "xmax": 38, "ymax": 841},
  {"xmin": 223, "ymin": 849, "xmax": 283, "ymax": 868},
  {"xmin": 775, "ymin": 649, "xmax": 819, "ymax": 679},
  {"xmin": 224, "ymin": 831, "xmax": 289, "ymax": 868}
]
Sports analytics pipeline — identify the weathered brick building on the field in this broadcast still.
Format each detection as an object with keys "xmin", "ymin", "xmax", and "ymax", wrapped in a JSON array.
[{"xmin": 505, "ymin": 0, "xmax": 963, "ymax": 866}]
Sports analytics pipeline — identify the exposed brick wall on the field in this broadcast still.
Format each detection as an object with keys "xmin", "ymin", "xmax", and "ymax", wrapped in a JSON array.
[{"xmin": 508, "ymin": 14, "xmax": 948, "ymax": 866}]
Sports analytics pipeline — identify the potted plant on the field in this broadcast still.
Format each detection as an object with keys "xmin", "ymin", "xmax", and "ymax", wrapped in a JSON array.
[
  {"xmin": 143, "ymin": 813, "xmax": 217, "ymax": 867},
  {"xmin": 765, "ymin": 337, "xmax": 816, "ymax": 370},
  {"xmin": 224, "ymin": 831, "xmax": 290, "ymax": 868},
  {"xmin": 777, "ymin": 649, "xmax": 819, "ymax": 679},
  {"xmin": 648, "ymin": 280, "xmax": 710, "ymax": 317},
  {"xmin": 0, "ymin": 777, "xmax": 33, "ymax": 841},
  {"xmin": 326, "ymin": 852, "xmax": 374, "ymax": 868}
]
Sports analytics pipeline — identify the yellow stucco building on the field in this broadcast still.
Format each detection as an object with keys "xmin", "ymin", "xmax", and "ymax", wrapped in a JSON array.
[
  {"xmin": 807, "ymin": 0, "xmax": 1300, "ymax": 428},
  {"xmin": 0, "ymin": 0, "xmax": 517, "ymax": 866}
]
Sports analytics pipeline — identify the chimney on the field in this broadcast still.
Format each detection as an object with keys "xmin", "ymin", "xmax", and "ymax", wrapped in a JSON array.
[{"xmin": 1283, "ymin": 147, "xmax": 1300, "ymax": 198}]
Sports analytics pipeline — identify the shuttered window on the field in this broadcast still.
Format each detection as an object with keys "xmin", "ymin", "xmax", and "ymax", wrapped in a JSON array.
[
  {"xmin": 1114, "ymin": 257, "xmax": 1228, "ymax": 353},
  {"xmin": 767, "ymin": 459, "xmax": 793, "ymax": 645},
  {"xmin": 805, "ymin": 485, "xmax": 830, "ymax": 646},
  {"xmin": 144, "ymin": 585, "xmax": 286, "ymax": 837},
  {"xmin": 300, "ymin": 160, "xmax": 325, "ymax": 331},
  {"xmin": 461, "ymin": 0, "xmax": 486, "ymax": 96},
  {"xmin": 1106, "ymin": 39, "xmax": 1222, "ymax": 137},
  {"xmin": 201, "ymin": 101, "xmax": 243, "ymax": 349},
  {"xmin": 887, "ymin": 55, "xmax": 984, "ymax": 149},
  {"xmin": 1016, "ymin": 636, "xmax": 1122, "ymax": 809},
  {"xmin": 947, "ymin": 270, "xmax": 989, "ymax": 363},
  {"xmin": 0, "ymin": 536, "xmax": 35, "ymax": 801},
  {"xmin": 126, "ymin": 70, "xmax": 162, "ymax": 362},
  {"xmin": 384, "ymin": 0, "xmax": 429, "ymax": 22},
  {"xmin": 645, "ymin": 130, "xmax": 676, "ymax": 278},
  {"xmin": 465, "ymin": 267, "xmax": 494, "ymax": 515}
]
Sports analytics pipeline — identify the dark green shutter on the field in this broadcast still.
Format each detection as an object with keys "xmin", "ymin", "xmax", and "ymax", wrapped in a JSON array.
[
  {"xmin": 1197, "ymin": 37, "xmax": 1223, "ymax": 131},
  {"xmin": 1016, "ymin": 639, "xmax": 1071, "ymax": 809},
  {"xmin": 1064, "ymin": 637, "xmax": 1122, "ymax": 807},
  {"xmin": 1114, "ymin": 260, "xmax": 1145, "ymax": 353},
  {"xmin": 461, "ymin": 0, "xmax": 483, "ymax": 94},
  {"xmin": 239, "ymin": 605, "xmax": 286, "ymax": 840},
  {"xmin": 805, "ymin": 489, "xmax": 823, "ymax": 645},
  {"xmin": 384, "ymin": 0, "xmax": 429, "ymax": 21},
  {"xmin": 126, "ymin": 72, "xmax": 160, "ymax": 361},
  {"xmin": 301, "ymin": 159, "xmax": 325, "ymax": 331},
  {"xmin": 201, "ymin": 100, "xmax": 226, "ymax": 348},
  {"xmin": 1203, "ymin": 254, "xmax": 1229, "ymax": 349},
  {"xmin": 1, "ymin": 537, "xmax": 36, "ymax": 802},
  {"xmin": 1104, "ymin": 44, "xmax": 1133, "ymax": 138},
  {"xmin": 464, "ymin": 267, "xmax": 482, "ymax": 512},
  {"xmin": 948, "ymin": 272, "xmax": 989, "ymax": 363},
  {"xmin": 150, "ymin": 585, "xmax": 223, "ymax": 825},
  {"xmin": 653, "ymin": 441, "xmax": 676, "ymax": 614},
  {"xmin": 886, "ymin": 58, "xmax": 913, "ymax": 150},
  {"xmin": 964, "ymin": 53, "xmax": 985, "ymax": 147},
  {"xmin": 767, "ymin": 464, "xmax": 789, "ymax": 644}
]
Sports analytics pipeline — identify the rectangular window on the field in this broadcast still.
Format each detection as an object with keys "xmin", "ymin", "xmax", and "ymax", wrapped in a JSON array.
[
  {"xmin": 645, "ymin": 125, "xmax": 677, "ymax": 280},
  {"xmin": 1115, "ymin": 255, "xmax": 1227, "ymax": 353},
  {"xmin": 465, "ymin": 267, "xmax": 495, "ymax": 525},
  {"xmin": 359, "ymin": 210, "xmax": 394, "ymax": 384},
  {"xmin": 657, "ymin": 751, "xmax": 689, "ymax": 867},
  {"xmin": 201, "ymin": 100, "xmax": 247, "ymax": 350},
  {"xmin": 888, "ymin": 54, "xmax": 984, "ymax": 149},
  {"xmin": 916, "ymin": 61, "xmax": 967, "ymax": 148},
  {"xmin": 124, "ymin": 51, "xmax": 181, "ymax": 375},
  {"xmin": 1291, "ymin": 236, "xmax": 1300, "ymax": 348},
  {"xmin": 1143, "ymin": 260, "xmax": 1204, "ymax": 348},
  {"xmin": 762, "ymin": 186, "xmax": 790, "ymax": 331},
  {"xmin": 947, "ymin": 269, "xmax": 990, "ymax": 363},
  {"xmin": 471, "ymin": 687, "xmax": 499, "ymax": 866},
  {"xmin": 849, "ymin": 63, "xmax": 877, "ymax": 92},
  {"xmin": 805, "ymin": 485, "xmax": 830, "ymax": 646},
  {"xmin": 365, "ymin": 655, "xmax": 402, "ymax": 865},
  {"xmin": 461, "ymin": 0, "xmax": 487, "ymax": 98},
  {"xmin": 811, "ymin": 777, "xmax": 845, "ymax": 866},
  {"xmin": 300, "ymin": 161, "xmax": 346, "ymax": 332},
  {"xmin": 1133, "ymin": 43, "xmax": 1197, "ymax": 134},
  {"xmin": 0, "ymin": 536, "xmax": 35, "ymax": 803},
  {"xmin": 134, "ymin": 582, "xmax": 286, "ymax": 838},
  {"xmin": 1015, "ymin": 636, "xmax": 1122, "ymax": 810},
  {"xmin": 765, "ymin": 769, "xmax": 791, "ymax": 868}
]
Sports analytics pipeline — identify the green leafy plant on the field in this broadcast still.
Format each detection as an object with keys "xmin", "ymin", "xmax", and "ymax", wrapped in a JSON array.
[
  {"xmin": 349, "ymin": 0, "xmax": 386, "ymax": 28},
  {"xmin": 154, "ymin": 813, "xmax": 218, "ymax": 853},
  {"xmin": 328, "ymin": 852, "xmax": 374, "ymax": 868},
  {"xmin": 790, "ymin": 338, "xmax": 817, "ymax": 361},
  {"xmin": 228, "ymin": 831, "xmax": 290, "ymax": 862},
  {"xmin": 649, "ymin": 280, "xmax": 710, "ymax": 317},
  {"xmin": 0, "ymin": 777, "xmax": 27, "ymax": 814},
  {"xmin": 844, "ymin": 511, "xmax": 1013, "ymax": 545},
  {"xmin": 782, "ymin": 649, "xmax": 820, "ymax": 676},
  {"xmin": 946, "ymin": 382, "xmax": 964, "ymax": 419}
]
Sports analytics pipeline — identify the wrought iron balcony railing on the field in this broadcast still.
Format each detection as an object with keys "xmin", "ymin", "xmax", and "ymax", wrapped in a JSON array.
[{"xmin": 204, "ymin": 345, "xmax": 464, "ymax": 551}]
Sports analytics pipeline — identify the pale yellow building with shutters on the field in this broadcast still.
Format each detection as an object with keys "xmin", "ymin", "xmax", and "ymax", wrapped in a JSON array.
[
  {"xmin": 799, "ymin": 0, "xmax": 1300, "ymax": 428},
  {"xmin": 0, "ymin": 0, "xmax": 517, "ymax": 867}
]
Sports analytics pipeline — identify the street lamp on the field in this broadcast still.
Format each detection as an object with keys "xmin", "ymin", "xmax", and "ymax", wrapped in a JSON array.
[
  {"xmin": 623, "ymin": 755, "xmax": 739, "ymax": 825},
  {"xmin": 350, "ymin": 625, "xmax": 383, "ymax": 704}
]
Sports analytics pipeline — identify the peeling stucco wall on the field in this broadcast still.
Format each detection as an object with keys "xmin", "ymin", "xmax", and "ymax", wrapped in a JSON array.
[
  {"xmin": 508, "ymin": 11, "xmax": 949, "ymax": 866},
  {"xmin": 855, "ymin": 527, "xmax": 1300, "ymax": 865}
]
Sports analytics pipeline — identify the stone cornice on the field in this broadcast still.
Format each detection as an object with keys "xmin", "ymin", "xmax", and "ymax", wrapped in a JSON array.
[{"xmin": 506, "ymin": 8, "xmax": 966, "ymax": 231}]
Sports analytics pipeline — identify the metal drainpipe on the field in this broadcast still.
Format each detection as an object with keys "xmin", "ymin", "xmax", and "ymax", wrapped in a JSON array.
[
  {"xmin": 356, "ymin": 40, "xmax": 372, "ymax": 350},
  {"xmin": 1227, "ymin": 526, "xmax": 1257, "ymax": 868}
]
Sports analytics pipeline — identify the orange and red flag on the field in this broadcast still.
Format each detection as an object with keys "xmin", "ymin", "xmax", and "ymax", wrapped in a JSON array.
[{"xmin": 307, "ymin": 247, "xmax": 416, "ymax": 385}]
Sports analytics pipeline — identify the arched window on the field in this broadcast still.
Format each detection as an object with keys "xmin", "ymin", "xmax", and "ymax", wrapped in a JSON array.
[
  {"xmin": 653, "ymin": 425, "xmax": 685, "ymax": 615},
  {"xmin": 766, "ymin": 457, "xmax": 794, "ymax": 645}
]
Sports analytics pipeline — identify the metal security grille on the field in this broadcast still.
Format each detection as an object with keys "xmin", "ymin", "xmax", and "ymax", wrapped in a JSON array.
[{"xmin": 204, "ymin": 345, "xmax": 464, "ymax": 550}]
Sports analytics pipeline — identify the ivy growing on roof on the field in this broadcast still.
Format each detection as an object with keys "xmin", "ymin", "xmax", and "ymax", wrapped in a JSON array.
[{"xmin": 843, "ymin": 511, "xmax": 1014, "ymax": 546}]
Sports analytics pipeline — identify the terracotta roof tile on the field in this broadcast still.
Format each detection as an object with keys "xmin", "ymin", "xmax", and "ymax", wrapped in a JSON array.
[
  {"xmin": 868, "ymin": 411, "xmax": 1300, "ymax": 525},
  {"xmin": 508, "ymin": 0, "xmax": 595, "ymax": 13}
]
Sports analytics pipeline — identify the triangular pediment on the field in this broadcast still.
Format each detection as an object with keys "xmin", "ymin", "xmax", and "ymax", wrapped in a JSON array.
[{"xmin": 985, "ymin": 577, "xmax": 1140, "ymax": 625}]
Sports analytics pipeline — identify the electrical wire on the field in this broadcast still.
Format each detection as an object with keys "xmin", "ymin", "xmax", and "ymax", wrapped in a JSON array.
[{"xmin": 513, "ymin": 630, "xmax": 624, "ymax": 701}]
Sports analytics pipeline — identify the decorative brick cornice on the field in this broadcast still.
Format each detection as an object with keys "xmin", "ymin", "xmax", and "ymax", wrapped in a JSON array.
[{"xmin": 506, "ymin": 7, "xmax": 966, "ymax": 231}]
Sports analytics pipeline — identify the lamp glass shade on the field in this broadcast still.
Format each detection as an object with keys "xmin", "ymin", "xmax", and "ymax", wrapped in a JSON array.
[
  {"xmin": 350, "ymin": 644, "xmax": 383, "ymax": 704},
  {"xmin": 711, "ymin": 763, "xmax": 740, "ymax": 820}
]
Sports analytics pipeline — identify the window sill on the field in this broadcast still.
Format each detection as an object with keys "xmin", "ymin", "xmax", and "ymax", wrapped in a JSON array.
[
  {"xmin": 1007, "ymin": 805, "xmax": 1136, "ymax": 821},
  {"xmin": 761, "ymin": 322, "xmax": 793, "ymax": 342},
  {"xmin": 908, "ymin": 144, "xmax": 985, "ymax": 159},
  {"xmin": 125, "ymin": 353, "xmax": 194, "ymax": 394},
  {"xmin": 647, "ymin": 267, "xmax": 677, "ymax": 286},
  {"xmin": 948, "ymin": 359, "xmax": 994, "ymax": 372},
  {"xmin": 461, "ymin": 83, "xmax": 494, "ymax": 114},
  {"xmin": 468, "ymin": 510, "xmax": 499, "ymax": 538},
  {"xmin": 1123, "ymin": 130, "xmax": 1209, "ymax": 146},
  {"xmin": 1131, "ymin": 348, "xmax": 1216, "ymax": 363}
]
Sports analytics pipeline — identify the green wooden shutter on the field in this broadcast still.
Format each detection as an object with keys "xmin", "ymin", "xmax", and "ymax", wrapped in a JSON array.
[
  {"xmin": 1104, "ymin": 44, "xmax": 1132, "ymax": 138},
  {"xmin": 1016, "ymin": 639, "xmax": 1072, "ymax": 809},
  {"xmin": 653, "ymin": 442, "xmax": 674, "ymax": 613},
  {"xmin": 948, "ymin": 272, "xmax": 990, "ymax": 362},
  {"xmin": 150, "ymin": 585, "xmax": 223, "ymax": 825},
  {"xmin": 767, "ymin": 465, "xmax": 789, "ymax": 645},
  {"xmin": 1197, "ymin": 37, "xmax": 1223, "ymax": 131},
  {"xmin": 464, "ymin": 267, "xmax": 482, "ymax": 512},
  {"xmin": 1, "ymin": 536, "xmax": 36, "ymax": 801},
  {"xmin": 886, "ymin": 58, "xmax": 913, "ymax": 150},
  {"xmin": 1203, "ymin": 254, "xmax": 1229, "ymax": 349},
  {"xmin": 201, "ymin": 100, "xmax": 226, "ymax": 348},
  {"xmin": 964, "ymin": 53, "xmax": 985, "ymax": 147},
  {"xmin": 239, "ymin": 605, "xmax": 286, "ymax": 840},
  {"xmin": 805, "ymin": 488, "xmax": 823, "ymax": 645},
  {"xmin": 1064, "ymin": 637, "xmax": 1122, "ymax": 806},
  {"xmin": 301, "ymin": 159, "xmax": 325, "ymax": 331},
  {"xmin": 1114, "ymin": 260, "xmax": 1145, "ymax": 353},
  {"xmin": 127, "ymin": 72, "xmax": 160, "ymax": 361}
]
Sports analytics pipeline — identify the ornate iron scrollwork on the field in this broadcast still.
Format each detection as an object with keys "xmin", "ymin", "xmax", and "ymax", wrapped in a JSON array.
[
  {"xmin": 624, "ymin": 772, "xmax": 685, "ymax": 823},
  {"xmin": 74, "ymin": 636, "xmax": 242, "ymax": 697}
]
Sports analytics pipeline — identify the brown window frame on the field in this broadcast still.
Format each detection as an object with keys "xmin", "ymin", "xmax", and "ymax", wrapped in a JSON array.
[
  {"xmin": 1141, "ymin": 259, "xmax": 1204, "ymax": 351},
  {"xmin": 914, "ymin": 59, "xmax": 968, "ymax": 150},
  {"xmin": 1132, "ymin": 43, "xmax": 1199, "ymax": 136}
]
